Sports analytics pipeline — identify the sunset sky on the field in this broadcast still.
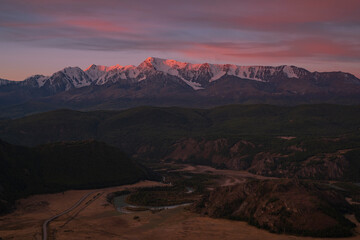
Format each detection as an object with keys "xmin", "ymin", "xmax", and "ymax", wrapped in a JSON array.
[{"xmin": 1, "ymin": 0, "xmax": 359, "ymax": 81}]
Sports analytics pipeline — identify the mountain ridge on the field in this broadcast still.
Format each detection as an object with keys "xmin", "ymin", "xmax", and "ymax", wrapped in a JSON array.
[
  {"xmin": 1, "ymin": 57, "xmax": 360, "ymax": 118},
  {"xmin": 1, "ymin": 57, "xmax": 358, "ymax": 91}
]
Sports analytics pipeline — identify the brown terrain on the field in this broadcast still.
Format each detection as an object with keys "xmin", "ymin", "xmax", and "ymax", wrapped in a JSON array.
[
  {"xmin": 0, "ymin": 181, "xmax": 166, "ymax": 240},
  {"xmin": 1, "ymin": 166, "xmax": 359, "ymax": 240},
  {"xmin": 165, "ymin": 138, "xmax": 256, "ymax": 170},
  {"xmin": 191, "ymin": 179, "xmax": 357, "ymax": 237},
  {"xmin": 164, "ymin": 138, "xmax": 353, "ymax": 180}
]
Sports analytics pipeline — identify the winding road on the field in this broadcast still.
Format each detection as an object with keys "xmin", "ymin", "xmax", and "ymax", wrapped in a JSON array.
[{"xmin": 42, "ymin": 191, "xmax": 96, "ymax": 240}]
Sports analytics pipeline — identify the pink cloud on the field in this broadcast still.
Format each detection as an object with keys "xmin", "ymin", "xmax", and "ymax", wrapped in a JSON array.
[
  {"xmin": 180, "ymin": 38, "xmax": 360, "ymax": 60},
  {"xmin": 0, "ymin": 0, "xmax": 359, "ymax": 79}
]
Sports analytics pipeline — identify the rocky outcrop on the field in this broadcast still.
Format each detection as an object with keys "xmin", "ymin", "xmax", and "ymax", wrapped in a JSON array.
[
  {"xmin": 191, "ymin": 179, "xmax": 355, "ymax": 237},
  {"xmin": 247, "ymin": 151, "xmax": 349, "ymax": 179},
  {"xmin": 164, "ymin": 138, "xmax": 352, "ymax": 180},
  {"xmin": 165, "ymin": 138, "xmax": 255, "ymax": 169}
]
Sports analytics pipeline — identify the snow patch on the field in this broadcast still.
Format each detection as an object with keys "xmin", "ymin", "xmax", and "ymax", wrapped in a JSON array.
[
  {"xmin": 127, "ymin": 68, "xmax": 140, "ymax": 78},
  {"xmin": 120, "ymin": 72, "xmax": 127, "ymax": 79},
  {"xmin": 180, "ymin": 77, "xmax": 204, "ymax": 90},
  {"xmin": 36, "ymin": 76, "xmax": 49, "ymax": 87},
  {"xmin": 209, "ymin": 71, "xmax": 226, "ymax": 82},
  {"xmin": 138, "ymin": 76, "xmax": 147, "ymax": 81},
  {"xmin": 283, "ymin": 66, "xmax": 299, "ymax": 78}
]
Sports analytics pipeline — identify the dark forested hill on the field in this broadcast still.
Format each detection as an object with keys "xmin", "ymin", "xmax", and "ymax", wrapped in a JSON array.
[
  {"xmin": 0, "ymin": 140, "xmax": 155, "ymax": 215},
  {"xmin": 0, "ymin": 104, "xmax": 359, "ymax": 181},
  {"xmin": 1, "ymin": 104, "xmax": 360, "ymax": 146}
]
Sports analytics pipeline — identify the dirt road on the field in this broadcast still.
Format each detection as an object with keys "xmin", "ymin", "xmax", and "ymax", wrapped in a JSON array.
[{"xmin": 42, "ymin": 191, "xmax": 99, "ymax": 240}]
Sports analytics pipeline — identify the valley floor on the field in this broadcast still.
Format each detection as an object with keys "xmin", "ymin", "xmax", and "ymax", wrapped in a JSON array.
[{"xmin": 0, "ymin": 171, "xmax": 359, "ymax": 240}]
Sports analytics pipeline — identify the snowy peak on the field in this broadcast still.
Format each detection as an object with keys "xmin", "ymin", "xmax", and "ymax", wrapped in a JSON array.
[
  {"xmin": 133, "ymin": 58, "xmax": 310, "ymax": 89},
  {"xmin": 82, "ymin": 58, "xmax": 312, "ymax": 90},
  {"xmin": 282, "ymin": 66, "xmax": 298, "ymax": 78},
  {"xmin": 85, "ymin": 64, "xmax": 107, "ymax": 73},
  {"xmin": 23, "ymin": 75, "xmax": 49, "ymax": 87},
  {"xmin": 143, "ymin": 57, "xmax": 187, "ymax": 69},
  {"xmin": 281, "ymin": 65, "xmax": 310, "ymax": 79},
  {"xmin": 62, "ymin": 66, "xmax": 85, "ymax": 75},
  {"xmin": 85, "ymin": 64, "xmax": 123, "ymax": 72},
  {"xmin": 144, "ymin": 57, "xmax": 182, "ymax": 74},
  {"xmin": 137, "ymin": 57, "xmax": 205, "ymax": 89},
  {"xmin": 138, "ymin": 57, "xmax": 157, "ymax": 69},
  {"xmin": 34, "ymin": 67, "xmax": 94, "ymax": 92},
  {"xmin": 2, "ymin": 57, "xmax": 351, "ymax": 94},
  {"xmin": 60, "ymin": 67, "xmax": 92, "ymax": 88},
  {"xmin": 85, "ymin": 64, "xmax": 125, "ymax": 81},
  {"xmin": 85, "ymin": 64, "xmax": 109, "ymax": 80},
  {"xmin": 108, "ymin": 64, "xmax": 123, "ymax": 71}
]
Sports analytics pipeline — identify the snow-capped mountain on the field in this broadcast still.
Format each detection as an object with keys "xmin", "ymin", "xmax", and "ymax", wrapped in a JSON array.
[
  {"xmin": 85, "ymin": 64, "xmax": 123, "ymax": 81},
  {"xmin": 1, "ymin": 57, "xmax": 360, "ymax": 118},
  {"xmin": 7, "ymin": 67, "xmax": 93, "ymax": 93},
  {"xmin": 83, "ymin": 57, "xmax": 312, "ymax": 90},
  {"xmin": 45, "ymin": 67, "xmax": 93, "ymax": 91},
  {"xmin": 3, "ymin": 57, "xmax": 356, "ymax": 93},
  {"xmin": 22, "ymin": 75, "xmax": 49, "ymax": 87},
  {"xmin": 136, "ymin": 57, "xmax": 310, "ymax": 87}
]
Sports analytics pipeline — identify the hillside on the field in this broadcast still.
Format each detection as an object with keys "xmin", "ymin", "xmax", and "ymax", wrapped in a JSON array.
[
  {"xmin": 0, "ymin": 140, "xmax": 155, "ymax": 215},
  {"xmin": 0, "ymin": 104, "xmax": 359, "ymax": 181},
  {"xmin": 191, "ymin": 179, "xmax": 356, "ymax": 237}
]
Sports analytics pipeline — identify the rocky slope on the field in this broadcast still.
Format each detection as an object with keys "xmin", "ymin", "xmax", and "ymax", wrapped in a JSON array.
[
  {"xmin": 191, "ymin": 179, "xmax": 356, "ymax": 237},
  {"xmin": 164, "ymin": 138, "xmax": 353, "ymax": 180}
]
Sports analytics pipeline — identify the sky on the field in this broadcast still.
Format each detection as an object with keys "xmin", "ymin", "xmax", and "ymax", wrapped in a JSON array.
[{"xmin": 0, "ymin": 0, "xmax": 359, "ymax": 81}]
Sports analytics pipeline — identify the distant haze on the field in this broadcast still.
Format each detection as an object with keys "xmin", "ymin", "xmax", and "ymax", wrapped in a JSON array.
[{"xmin": 0, "ymin": 0, "xmax": 359, "ymax": 80}]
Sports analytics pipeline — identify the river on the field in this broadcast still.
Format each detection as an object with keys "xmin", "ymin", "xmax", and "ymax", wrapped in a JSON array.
[{"xmin": 113, "ymin": 194, "xmax": 192, "ymax": 213}]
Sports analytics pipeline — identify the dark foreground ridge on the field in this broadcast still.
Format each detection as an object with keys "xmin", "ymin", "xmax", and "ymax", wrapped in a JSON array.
[{"xmin": 0, "ymin": 139, "xmax": 157, "ymax": 215}]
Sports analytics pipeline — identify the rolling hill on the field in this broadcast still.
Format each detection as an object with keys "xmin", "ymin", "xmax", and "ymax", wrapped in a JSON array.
[{"xmin": 1, "ymin": 104, "xmax": 359, "ymax": 181}]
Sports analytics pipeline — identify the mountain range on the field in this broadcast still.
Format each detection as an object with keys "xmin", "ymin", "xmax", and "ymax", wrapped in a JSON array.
[{"xmin": 1, "ymin": 57, "xmax": 360, "ymax": 118}]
